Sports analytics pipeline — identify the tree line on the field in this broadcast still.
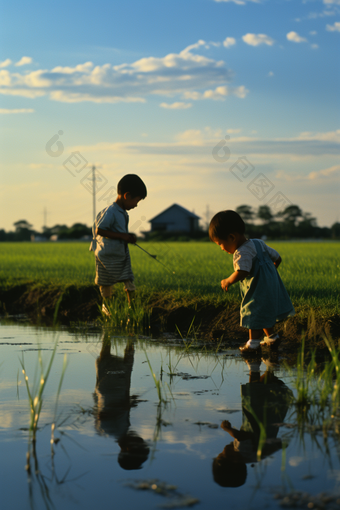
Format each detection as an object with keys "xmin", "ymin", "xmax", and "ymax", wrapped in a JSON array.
[
  {"xmin": 1, "ymin": 204, "xmax": 339, "ymax": 241},
  {"xmin": 234, "ymin": 204, "xmax": 340, "ymax": 240},
  {"xmin": 0, "ymin": 221, "xmax": 91, "ymax": 242}
]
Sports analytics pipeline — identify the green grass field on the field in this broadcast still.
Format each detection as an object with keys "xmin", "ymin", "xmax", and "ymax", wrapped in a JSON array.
[{"xmin": 0, "ymin": 241, "xmax": 339, "ymax": 313}]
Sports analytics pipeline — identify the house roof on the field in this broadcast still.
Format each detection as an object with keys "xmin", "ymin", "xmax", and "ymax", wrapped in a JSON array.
[{"xmin": 149, "ymin": 203, "xmax": 201, "ymax": 222}]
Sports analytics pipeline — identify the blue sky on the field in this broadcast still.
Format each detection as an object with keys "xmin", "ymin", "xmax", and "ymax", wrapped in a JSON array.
[{"xmin": 0, "ymin": 0, "xmax": 339, "ymax": 232}]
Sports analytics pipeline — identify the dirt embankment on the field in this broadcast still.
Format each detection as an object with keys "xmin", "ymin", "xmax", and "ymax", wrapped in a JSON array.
[{"xmin": 0, "ymin": 283, "xmax": 339, "ymax": 350}]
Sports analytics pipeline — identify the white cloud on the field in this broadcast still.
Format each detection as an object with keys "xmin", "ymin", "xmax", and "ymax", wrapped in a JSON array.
[
  {"xmin": 242, "ymin": 33, "xmax": 275, "ymax": 46},
  {"xmin": 227, "ymin": 128, "xmax": 241, "ymax": 133},
  {"xmin": 295, "ymin": 129, "xmax": 340, "ymax": 142},
  {"xmin": 308, "ymin": 165, "xmax": 340, "ymax": 180},
  {"xmin": 183, "ymin": 85, "xmax": 249, "ymax": 100},
  {"xmin": 0, "ymin": 70, "xmax": 11, "ymax": 86},
  {"xmin": 309, "ymin": 31, "xmax": 317, "ymax": 35},
  {"xmin": 15, "ymin": 56, "xmax": 33, "ymax": 66},
  {"xmin": 0, "ymin": 45, "xmax": 245, "ymax": 104},
  {"xmin": 286, "ymin": 31, "xmax": 308, "ymax": 43},
  {"xmin": 160, "ymin": 102, "xmax": 192, "ymax": 109},
  {"xmin": 180, "ymin": 40, "xmax": 207, "ymax": 54},
  {"xmin": 0, "ymin": 108, "xmax": 34, "ymax": 114},
  {"xmin": 268, "ymin": 71, "xmax": 274, "ymax": 77},
  {"xmin": 324, "ymin": 0, "xmax": 340, "ymax": 5},
  {"xmin": 308, "ymin": 10, "xmax": 337, "ymax": 19},
  {"xmin": 223, "ymin": 37, "xmax": 236, "ymax": 48},
  {"xmin": 326, "ymin": 21, "xmax": 340, "ymax": 31},
  {"xmin": 277, "ymin": 165, "xmax": 340, "ymax": 181},
  {"xmin": 311, "ymin": 43, "xmax": 319, "ymax": 49},
  {"xmin": 73, "ymin": 129, "xmax": 340, "ymax": 158},
  {"xmin": 49, "ymin": 91, "xmax": 146, "ymax": 103},
  {"xmin": 214, "ymin": 0, "xmax": 260, "ymax": 4},
  {"xmin": 0, "ymin": 59, "xmax": 11, "ymax": 68}
]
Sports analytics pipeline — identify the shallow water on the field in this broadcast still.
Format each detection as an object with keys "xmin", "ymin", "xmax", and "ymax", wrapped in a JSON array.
[{"xmin": 1, "ymin": 321, "xmax": 339, "ymax": 510}]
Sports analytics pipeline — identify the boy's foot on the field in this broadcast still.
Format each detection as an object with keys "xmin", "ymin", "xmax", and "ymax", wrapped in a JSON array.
[
  {"xmin": 244, "ymin": 359, "xmax": 261, "ymax": 372},
  {"xmin": 102, "ymin": 303, "xmax": 111, "ymax": 317},
  {"xmin": 239, "ymin": 340, "xmax": 261, "ymax": 356},
  {"xmin": 260, "ymin": 334, "xmax": 281, "ymax": 350}
]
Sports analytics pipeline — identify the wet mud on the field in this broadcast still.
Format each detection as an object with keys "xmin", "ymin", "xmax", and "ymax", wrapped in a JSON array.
[{"xmin": 1, "ymin": 283, "xmax": 339, "ymax": 352}]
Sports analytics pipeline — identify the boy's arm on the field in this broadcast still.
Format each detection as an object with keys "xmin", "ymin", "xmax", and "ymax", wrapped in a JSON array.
[
  {"xmin": 96, "ymin": 228, "xmax": 136, "ymax": 244},
  {"xmin": 221, "ymin": 270, "xmax": 249, "ymax": 292}
]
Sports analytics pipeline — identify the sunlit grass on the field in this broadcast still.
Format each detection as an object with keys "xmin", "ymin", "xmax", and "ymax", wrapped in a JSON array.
[
  {"xmin": 0, "ymin": 241, "xmax": 339, "ymax": 312},
  {"xmin": 285, "ymin": 334, "xmax": 340, "ymax": 437}
]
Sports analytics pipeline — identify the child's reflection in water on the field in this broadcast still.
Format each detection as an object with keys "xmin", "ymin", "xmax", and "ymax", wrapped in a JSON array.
[
  {"xmin": 93, "ymin": 333, "xmax": 149, "ymax": 470},
  {"xmin": 213, "ymin": 357, "xmax": 293, "ymax": 487}
]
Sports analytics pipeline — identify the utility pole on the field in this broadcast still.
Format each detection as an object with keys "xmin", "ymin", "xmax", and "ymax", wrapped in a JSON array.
[
  {"xmin": 204, "ymin": 204, "xmax": 211, "ymax": 231},
  {"xmin": 92, "ymin": 165, "xmax": 96, "ymax": 224},
  {"xmin": 43, "ymin": 207, "xmax": 47, "ymax": 229}
]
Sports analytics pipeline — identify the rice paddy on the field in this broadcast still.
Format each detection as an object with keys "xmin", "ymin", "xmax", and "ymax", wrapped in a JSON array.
[{"xmin": 0, "ymin": 241, "xmax": 339, "ymax": 313}]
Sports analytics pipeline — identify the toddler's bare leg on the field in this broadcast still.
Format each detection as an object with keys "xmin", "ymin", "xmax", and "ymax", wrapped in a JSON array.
[
  {"xmin": 249, "ymin": 329, "xmax": 263, "ymax": 340},
  {"xmin": 260, "ymin": 326, "xmax": 281, "ymax": 349},
  {"xmin": 239, "ymin": 329, "xmax": 262, "ymax": 354},
  {"xmin": 263, "ymin": 327, "xmax": 275, "ymax": 337}
]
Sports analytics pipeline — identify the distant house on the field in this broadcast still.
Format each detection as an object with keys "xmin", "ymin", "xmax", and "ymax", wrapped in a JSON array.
[
  {"xmin": 149, "ymin": 204, "xmax": 201, "ymax": 234},
  {"xmin": 30, "ymin": 235, "xmax": 48, "ymax": 242}
]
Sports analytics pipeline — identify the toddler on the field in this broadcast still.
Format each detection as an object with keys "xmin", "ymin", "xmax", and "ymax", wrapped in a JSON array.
[{"xmin": 209, "ymin": 210, "xmax": 295, "ymax": 354}]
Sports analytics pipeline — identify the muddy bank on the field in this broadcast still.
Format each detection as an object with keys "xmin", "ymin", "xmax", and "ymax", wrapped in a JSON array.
[{"xmin": 0, "ymin": 283, "xmax": 339, "ymax": 350}]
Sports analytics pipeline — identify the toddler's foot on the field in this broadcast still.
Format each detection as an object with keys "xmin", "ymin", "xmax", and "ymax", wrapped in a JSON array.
[
  {"xmin": 260, "ymin": 334, "xmax": 281, "ymax": 350},
  {"xmin": 261, "ymin": 353, "xmax": 279, "ymax": 369},
  {"xmin": 239, "ymin": 340, "xmax": 261, "ymax": 356}
]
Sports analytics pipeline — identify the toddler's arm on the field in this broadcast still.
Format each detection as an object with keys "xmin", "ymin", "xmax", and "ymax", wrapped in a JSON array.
[
  {"xmin": 221, "ymin": 420, "xmax": 251, "ymax": 441},
  {"xmin": 274, "ymin": 256, "xmax": 281, "ymax": 268},
  {"xmin": 221, "ymin": 270, "xmax": 249, "ymax": 292},
  {"xmin": 96, "ymin": 228, "xmax": 136, "ymax": 244}
]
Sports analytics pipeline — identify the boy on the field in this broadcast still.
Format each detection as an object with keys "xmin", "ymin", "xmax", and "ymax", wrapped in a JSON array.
[{"xmin": 90, "ymin": 174, "xmax": 147, "ymax": 315}]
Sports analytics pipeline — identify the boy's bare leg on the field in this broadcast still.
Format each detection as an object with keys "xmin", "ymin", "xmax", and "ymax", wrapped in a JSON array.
[
  {"xmin": 126, "ymin": 290, "xmax": 136, "ymax": 306},
  {"xmin": 99, "ymin": 285, "xmax": 113, "ymax": 316},
  {"xmin": 124, "ymin": 280, "xmax": 136, "ymax": 308}
]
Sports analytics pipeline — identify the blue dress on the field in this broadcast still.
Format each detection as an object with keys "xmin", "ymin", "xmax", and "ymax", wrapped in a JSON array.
[{"xmin": 239, "ymin": 240, "xmax": 295, "ymax": 329}]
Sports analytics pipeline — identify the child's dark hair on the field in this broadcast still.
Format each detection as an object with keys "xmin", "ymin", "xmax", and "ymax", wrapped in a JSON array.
[
  {"xmin": 117, "ymin": 174, "xmax": 147, "ymax": 199},
  {"xmin": 212, "ymin": 454, "xmax": 247, "ymax": 487},
  {"xmin": 209, "ymin": 210, "xmax": 245, "ymax": 241}
]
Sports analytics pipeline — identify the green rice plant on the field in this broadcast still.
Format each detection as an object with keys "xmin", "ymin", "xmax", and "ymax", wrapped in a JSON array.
[
  {"xmin": 144, "ymin": 350, "xmax": 174, "ymax": 405},
  {"xmin": 166, "ymin": 350, "xmax": 183, "ymax": 376},
  {"xmin": 144, "ymin": 350, "xmax": 165, "ymax": 404},
  {"xmin": 286, "ymin": 335, "xmax": 340, "ymax": 435},
  {"xmin": 20, "ymin": 341, "xmax": 58, "ymax": 443},
  {"xmin": 52, "ymin": 293, "xmax": 64, "ymax": 327},
  {"xmin": 19, "ymin": 340, "xmax": 68, "ymax": 472},
  {"xmin": 293, "ymin": 337, "xmax": 313, "ymax": 409},
  {"xmin": 100, "ymin": 290, "xmax": 151, "ymax": 334},
  {"xmin": 50, "ymin": 353, "xmax": 68, "ymax": 455},
  {"xmin": 0, "ymin": 241, "xmax": 339, "ymax": 313},
  {"xmin": 323, "ymin": 334, "xmax": 340, "ymax": 414}
]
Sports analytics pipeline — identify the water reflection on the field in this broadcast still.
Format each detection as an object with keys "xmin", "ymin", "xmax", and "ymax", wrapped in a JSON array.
[
  {"xmin": 213, "ymin": 357, "xmax": 293, "ymax": 488},
  {"xmin": 94, "ymin": 333, "xmax": 149, "ymax": 470}
]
